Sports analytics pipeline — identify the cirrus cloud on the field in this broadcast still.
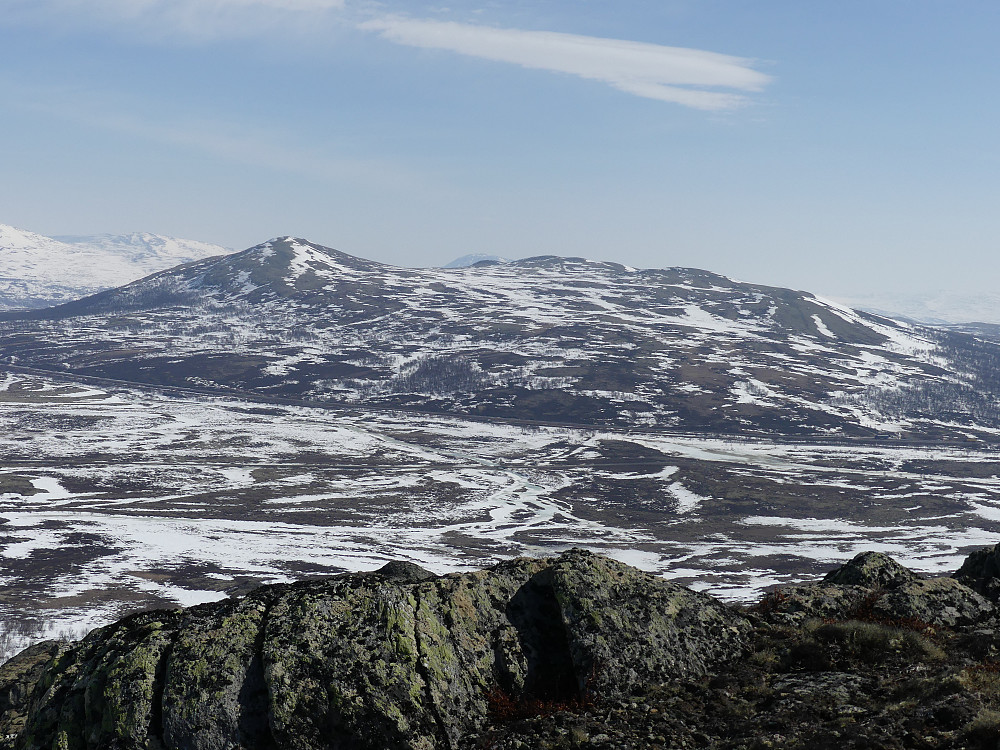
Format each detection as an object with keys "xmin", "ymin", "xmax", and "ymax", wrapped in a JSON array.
[{"xmin": 360, "ymin": 17, "xmax": 771, "ymax": 110}]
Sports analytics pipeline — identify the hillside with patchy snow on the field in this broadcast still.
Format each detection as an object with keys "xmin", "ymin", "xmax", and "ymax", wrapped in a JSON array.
[
  {"xmin": 2, "ymin": 236, "xmax": 999, "ymax": 439},
  {"xmin": 0, "ymin": 224, "xmax": 228, "ymax": 310}
]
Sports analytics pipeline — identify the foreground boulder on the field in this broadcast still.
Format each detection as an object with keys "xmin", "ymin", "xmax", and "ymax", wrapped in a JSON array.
[
  {"xmin": 955, "ymin": 541, "xmax": 1000, "ymax": 602},
  {"xmin": 822, "ymin": 550, "xmax": 918, "ymax": 588},
  {"xmin": 0, "ymin": 550, "xmax": 750, "ymax": 750},
  {"xmin": 763, "ymin": 551, "xmax": 995, "ymax": 628},
  {"xmin": 12, "ymin": 547, "xmax": 1000, "ymax": 749}
]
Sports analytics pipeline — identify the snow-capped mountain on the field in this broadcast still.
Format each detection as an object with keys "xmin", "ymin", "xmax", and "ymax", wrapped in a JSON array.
[
  {"xmin": 0, "ymin": 224, "xmax": 228, "ymax": 310},
  {"xmin": 3, "ymin": 236, "xmax": 999, "ymax": 440},
  {"xmin": 443, "ymin": 253, "xmax": 510, "ymax": 268},
  {"xmin": 54, "ymin": 231, "xmax": 229, "ymax": 269}
]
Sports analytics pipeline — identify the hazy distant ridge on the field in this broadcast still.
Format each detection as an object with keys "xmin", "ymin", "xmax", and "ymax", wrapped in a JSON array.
[{"xmin": 0, "ymin": 224, "xmax": 228, "ymax": 311}]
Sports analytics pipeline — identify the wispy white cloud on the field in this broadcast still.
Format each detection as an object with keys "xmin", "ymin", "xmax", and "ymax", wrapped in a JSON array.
[
  {"xmin": 5, "ymin": 2, "xmax": 770, "ymax": 109},
  {"xmin": 360, "ymin": 17, "xmax": 771, "ymax": 110}
]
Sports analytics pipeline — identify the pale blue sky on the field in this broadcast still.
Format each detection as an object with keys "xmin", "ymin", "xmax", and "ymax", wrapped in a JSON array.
[{"xmin": 2, "ymin": 1, "xmax": 998, "ymax": 296}]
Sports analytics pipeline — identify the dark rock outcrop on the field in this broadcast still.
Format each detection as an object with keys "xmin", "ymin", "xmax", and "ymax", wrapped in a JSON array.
[
  {"xmin": 955, "ymin": 542, "xmax": 1000, "ymax": 602},
  {"xmin": 0, "ymin": 642, "xmax": 66, "ymax": 744},
  {"xmin": 822, "ymin": 550, "xmax": 919, "ymax": 588},
  {"xmin": 1, "ymin": 550, "xmax": 750, "ymax": 750},
  {"xmin": 874, "ymin": 577, "xmax": 994, "ymax": 627},
  {"xmin": 462, "ymin": 546, "xmax": 1000, "ymax": 749},
  {"xmin": 11, "ymin": 546, "xmax": 1000, "ymax": 749},
  {"xmin": 767, "ymin": 550, "xmax": 995, "ymax": 628}
]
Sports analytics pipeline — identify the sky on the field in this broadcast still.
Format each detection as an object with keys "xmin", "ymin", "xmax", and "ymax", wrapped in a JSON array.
[{"xmin": 1, "ymin": 1, "xmax": 999, "ymax": 298}]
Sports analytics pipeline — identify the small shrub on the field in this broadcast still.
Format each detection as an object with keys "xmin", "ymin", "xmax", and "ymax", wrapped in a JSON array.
[
  {"xmin": 754, "ymin": 590, "xmax": 789, "ymax": 616},
  {"xmin": 783, "ymin": 638, "xmax": 833, "ymax": 672},
  {"xmin": 891, "ymin": 676, "xmax": 939, "ymax": 703},
  {"xmin": 963, "ymin": 708, "xmax": 1000, "ymax": 747},
  {"xmin": 962, "ymin": 662, "xmax": 1000, "ymax": 699},
  {"xmin": 845, "ymin": 590, "xmax": 884, "ymax": 621},
  {"xmin": 840, "ymin": 589, "xmax": 935, "ymax": 634},
  {"xmin": 782, "ymin": 618, "xmax": 944, "ymax": 672},
  {"xmin": 485, "ymin": 663, "xmax": 600, "ymax": 722},
  {"xmin": 813, "ymin": 620, "xmax": 944, "ymax": 664},
  {"xmin": 485, "ymin": 684, "xmax": 595, "ymax": 722},
  {"xmin": 747, "ymin": 648, "xmax": 779, "ymax": 670}
]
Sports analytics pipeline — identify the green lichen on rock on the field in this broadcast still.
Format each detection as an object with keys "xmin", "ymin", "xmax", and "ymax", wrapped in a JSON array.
[
  {"xmin": 16, "ymin": 609, "xmax": 184, "ymax": 750},
  {"xmin": 875, "ymin": 577, "xmax": 994, "ymax": 627},
  {"xmin": 547, "ymin": 550, "xmax": 753, "ymax": 695},
  {"xmin": 161, "ymin": 589, "xmax": 274, "ymax": 750},
  {"xmin": 0, "ymin": 641, "xmax": 67, "ymax": 750},
  {"xmin": 263, "ymin": 576, "xmax": 435, "ymax": 749},
  {"xmin": 768, "ymin": 551, "xmax": 995, "ymax": 629},
  {"xmin": 6, "ymin": 551, "xmax": 754, "ymax": 750},
  {"xmin": 98, "ymin": 619, "xmax": 174, "ymax": 746}
]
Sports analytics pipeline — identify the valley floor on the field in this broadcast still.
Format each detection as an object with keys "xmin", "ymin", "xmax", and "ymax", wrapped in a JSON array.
[{"xmin": 0, "ymin": 369, "xmax": 998, "ymax": 655}]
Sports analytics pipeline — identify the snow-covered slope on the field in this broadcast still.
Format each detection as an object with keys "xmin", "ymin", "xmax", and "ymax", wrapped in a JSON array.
[
  {"xmin": 55, "ymin": 231, "xmax": 229, "ymax": 271},
  {"xmin": 0, "ymin": 224, "xmax": 228, "ymax": 310},
  {"xmin": 3, "ymin": 236, "xmax": 999, "ymax": 440}
]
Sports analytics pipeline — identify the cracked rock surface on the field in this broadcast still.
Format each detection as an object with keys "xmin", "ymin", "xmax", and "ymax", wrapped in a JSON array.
[
  {"xmin": 11, "ymin": 548, "xmax": 1000, "ymax": 749},
  {"xmin": 0, "ymin": 550, "xmax": 749, "ymax": 750}
]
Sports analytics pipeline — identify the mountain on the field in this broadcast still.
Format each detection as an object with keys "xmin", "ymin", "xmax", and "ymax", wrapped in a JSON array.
[
  {"xmin": 0, "ymin": 224, "xmax": 228, "ymax": 310},
  {"xmin": 2, "ymin": 236, "xmax": 999, "ymax": 440},
  {"xmin": 443, "ymin": 253, "xmax": 511, "ymax": 268},
  {"xmin": 54, "ymin": 231, "xmax": 229, "ymax": 270}
]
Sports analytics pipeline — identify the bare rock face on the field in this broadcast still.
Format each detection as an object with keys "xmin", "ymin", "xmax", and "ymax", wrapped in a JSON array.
[{"xmin": 1, "ymin": 551, "xmax": 751, "ymax": 750}]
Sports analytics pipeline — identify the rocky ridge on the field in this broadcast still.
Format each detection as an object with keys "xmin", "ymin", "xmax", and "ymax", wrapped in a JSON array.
[{"xmin": 6, "ymin": 547, "xmax": 1000, "ymax": 749}]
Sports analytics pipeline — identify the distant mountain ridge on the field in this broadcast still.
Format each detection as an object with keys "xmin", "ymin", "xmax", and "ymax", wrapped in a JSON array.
[
  {"xmin": 3, "ymin": 236, "xmax": 999, "ymax": 440},
  {"xmin": 834, "ymin": 291, "xmax": 1000, "ymax": 327},
  {"xmin": 0, "ymin": 224, "xmax": 228, "ymax": 310},
  {"xmin": 443, "ymin": 253, "xmax": 510, "ymax": 268}
]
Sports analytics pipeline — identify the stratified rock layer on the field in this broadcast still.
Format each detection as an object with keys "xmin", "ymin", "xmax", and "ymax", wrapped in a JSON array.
[{"xmin": 2, "ymin": 550, "xmax": 750, "ymax": 750}]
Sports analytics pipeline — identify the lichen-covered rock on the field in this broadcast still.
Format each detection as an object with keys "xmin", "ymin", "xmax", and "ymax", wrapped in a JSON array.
[
  {"xmin": 18, "ymin": 609, "xmax": 184, "ymax": 750},
  {"xmin": 756, "ymin": 584, "xmax": 869, "ymax": 624},
  {"xmin": 162, "ymin": 589, "xmax": 276, "ymax": 750},
  {"xmin": 0, "ymin": 641, "xmax": 67, "ymax": 750},
  {"xmin": 873, "ymin": 578, "xmax": 994, "ymax": 627},
  {"xmin": 758, "ymin": 553, "xmax": 995, "ymax": 630},
  {"xmin": 547, "ymin": 551, "xmax": 750, "ymax": 694},
  {"xmin": 823, "ymin": 551, "xmax": 919, "ymax": 589},
  {"xmin": 7, "ymin": 551, "xmax": 752, "ymax": 750},
  {"xmin": 954, "ymin": 543, "xmax": 1000, "ymax": 601}
]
